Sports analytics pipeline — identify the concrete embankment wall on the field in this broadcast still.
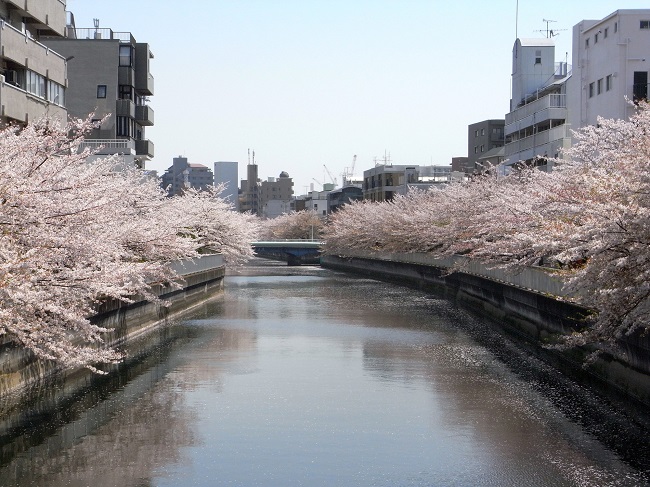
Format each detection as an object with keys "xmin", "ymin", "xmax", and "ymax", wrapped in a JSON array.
[
  {"xmin": 0, "ymin": 255, "xmax": 226, "ymax": 399},
  {"xmin": 321, "ymin": 252, "xmax": 650, "ymax": 408}
]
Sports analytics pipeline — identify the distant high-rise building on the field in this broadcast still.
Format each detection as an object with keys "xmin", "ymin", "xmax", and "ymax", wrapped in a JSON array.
[
  {"xmin": 239, "ymin": 163, "xmax": 260, "ymax": 215},
  {"xmin": 214, "ymin": 161, "xmax": 239, "ymax": 210},
  {"xmin": 161, "ymin": 156, "xmax": 213, "ymax": 196}
]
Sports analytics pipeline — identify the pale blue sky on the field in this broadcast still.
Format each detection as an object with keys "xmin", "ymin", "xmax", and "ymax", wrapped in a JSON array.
[{"xmin": 66, "ymin": 1, "xmax": 650, "ymax": 194}]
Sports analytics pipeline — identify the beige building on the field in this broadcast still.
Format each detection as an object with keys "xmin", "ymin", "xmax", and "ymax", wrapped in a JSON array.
[{"xmin": 0, "ymin": 0, "xmax": 67, "ymax": 126}]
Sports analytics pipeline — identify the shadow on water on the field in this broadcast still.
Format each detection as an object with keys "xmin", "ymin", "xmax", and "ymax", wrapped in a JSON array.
[{"xmin": 0, "ymin": 318, "xmax": 202, "ymax": 471}]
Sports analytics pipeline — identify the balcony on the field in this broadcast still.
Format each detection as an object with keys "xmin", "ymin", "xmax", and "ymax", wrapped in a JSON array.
[
  {"xmin": 136, "ymin": 139, "xmax": 154, "ymax": 158},
  {"xmin": 506, "ymin": 94, "xmax": 566, "ymax": 125},
  {"xmin": 6, "ymin": 0, "xmax": 66, "ymax": 37},
  {"xmin": 135, "ymin": 105, "xmax": 154, "ymax": 126},
  {"xmin": 78, "ymin": 139, "xmax": 136, "ymax": 155},
  {"xmin": 0, "ymin": 79, "xmax": 66, "ymax": 123},
  {"xmin": 505, "ymin": 94, "xmax": 567, "ymax": 137},
  {"xmin": 135, "ymin": 43, "xmax": 154, "ymax": 95},
  {"xmin": 504, "ymin": 124, "xmax": 571, "ymax": 162},
  {"xmin": 0, "ymin": 21, "xmax": 66, "ymax": 84},
  {"xmin": 116, "ymin": 99, "xmax": 135, "ymax": 118}
]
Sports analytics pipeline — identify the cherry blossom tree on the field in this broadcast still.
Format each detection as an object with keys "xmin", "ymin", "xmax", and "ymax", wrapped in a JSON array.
[
  {"xmin": 0, "ymin": 117, "xmax": 256, "ymax": 372},
  {"xmin": 258, "ymin": 210, "xmax": 324, "ymax": 240},
  {"xmin": 324, "ymin": 103, "xmax": 650, "ymax": 349}
]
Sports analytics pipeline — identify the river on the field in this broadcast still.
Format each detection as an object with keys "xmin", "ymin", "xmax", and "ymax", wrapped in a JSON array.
[{"xmin": 0, "ymin": 259, "xmax": 648, "ymax": 486}]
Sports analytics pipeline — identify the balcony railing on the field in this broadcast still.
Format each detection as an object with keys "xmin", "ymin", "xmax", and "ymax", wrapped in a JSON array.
[
  {"xmin": 135, "ymin": 105, "xmax": 154, "ymax": 126},
  {"xmin": 504, "ymin": 124, "xmax": 571, "ymax": 156},
  {"xmin": 79, "ymin": 139, "xmax": 135, "ymax": 155},
  {"xmin": 135, "ymin": 139, "xmax": 154, "ymax": 158},
  {"xmin": 0, "ymin": 20, "xmax": 67, "ymax": 84},
  {"xmin": 68, "ymin": 28, "xmax": 135, "ymax": 44},
  {"xmin": 506, "ymin": 94, "xmax": 566, "ymax": 125}
]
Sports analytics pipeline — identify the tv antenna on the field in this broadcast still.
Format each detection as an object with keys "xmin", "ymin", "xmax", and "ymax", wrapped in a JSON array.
[{"xmin": 537, "ymin": 19, "xmax": 566, "ymax": 38}]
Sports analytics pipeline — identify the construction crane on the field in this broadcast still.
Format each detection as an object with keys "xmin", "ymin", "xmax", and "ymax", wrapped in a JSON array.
[
  {"xmin": 323, "ymin": 164, "xmax": 338, "ymax": 186},
  {"xmin": 342, "ymin": 155, "xmax": 357, "ymax": 186}
]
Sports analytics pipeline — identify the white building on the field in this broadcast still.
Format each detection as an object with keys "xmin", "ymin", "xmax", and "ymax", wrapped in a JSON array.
[
  {"xmin": 502, "ymin": 38, "xmax": 571, "ymax": 174},
  {"xmin": 503, "ymin": 9, "xmax": 650, "ymax": 174},
  {"xmin": 568, "ymin": 9, "xmax": 650, "ymax": 130},
  {"xmin": 214, "ymin": 161, "xmax": 239, "ymax": 210}
]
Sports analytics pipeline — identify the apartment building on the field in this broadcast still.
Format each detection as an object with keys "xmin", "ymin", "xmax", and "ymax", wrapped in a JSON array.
[
  {"xmin": 502, "ymin": 38, "xmax": 571, "ymax": 174},
  {"xmin": 42, "ymin": 16, "xmax": 154, "ymax": 168},
  {"xmin": 363, "ymin": 164, "xmax": 452, "ymax": 202},
  {"xmin": 567, "ymin": 9, "xmax": 650, "ymax": 130},
  {"xmin": 467, "ymin": 119, "xmax": 505, "ymax": 172},
  {"xmin": 259, "ymin": 171, "xmax": 294, "ymax": 218},
  {"xmin": 0, "ymin": 0, "xmax": 67, "ymax": 125},
  {"xmin": 161, "ymin": 156, "xmax": 213, "ymax": 196}
]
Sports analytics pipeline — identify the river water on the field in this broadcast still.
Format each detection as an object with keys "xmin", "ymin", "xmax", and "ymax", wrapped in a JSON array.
[{"xmin": 0, "ymin": 259, "xmax": 648, "ymax": 486}]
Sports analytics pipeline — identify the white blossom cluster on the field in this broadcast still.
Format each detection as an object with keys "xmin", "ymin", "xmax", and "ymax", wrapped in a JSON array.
[
  {"xmin": 0, "ymin": 117, "xmax": 257, "ymax": 372},
  {"xmin": 324, "ymin": 103, "xmax": 650, "ymax": 349},
  {"xmin": 258, "ymin": 210, "xmax": 324, "ymax": 240}
]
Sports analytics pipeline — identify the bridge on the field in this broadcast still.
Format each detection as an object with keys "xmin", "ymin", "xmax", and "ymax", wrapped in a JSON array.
[{"xmin": 251, "ymin": 240, "xmax": 324, "ymax": 266}]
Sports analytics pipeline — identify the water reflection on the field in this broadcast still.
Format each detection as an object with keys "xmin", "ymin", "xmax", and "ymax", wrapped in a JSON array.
[{"xmin": 0, "ymin": 260, "xmax": 648, "ymax": 486}]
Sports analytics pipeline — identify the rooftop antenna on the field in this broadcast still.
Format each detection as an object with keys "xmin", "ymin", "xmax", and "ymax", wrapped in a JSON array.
[
  {"xmin": 515, "ymin": 0, "xmax": 518, "ymax": 38},
  {"xmin": 93, "ymin": 18, "xmax": 99, "ymax": 30},
  {"xmin": 536, "ymin": 19, "xmax": 566, "ymax": 38}
]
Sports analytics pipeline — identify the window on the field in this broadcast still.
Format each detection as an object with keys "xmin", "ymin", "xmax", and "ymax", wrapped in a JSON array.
[
  {"xmin": 606, "ymin": 74, "xmax": 612, "ymax": 91},
  {"xmin": 47, "ymin": 80, "xmax": 65, "ymax": 105},
  {"xmin": 589, "ymin": 82, "xmax": 595, "ymax": 98},
  {"xmin": 634, "ymin": 71, "xmax": 648, "ymax": 102},
  {"xmin": 480, "ymin": 145, "xmax": 484, "ymax": 152},
  {"xmin": 474, "ymin": 146, "xmax": 478, "ymax": 154},
  {"xmin": 481, "ymin": 128, "xmax": 485, "ymax": 136},
  {"xmin": 585, "ymin": 38, "xmax": 589, "ymax": 49},
  {"xmin": 597, "ymin": 78, "xmax": 603, "ymax": 95},
  {"xmin": 116, "ymin": 116, "xmax": 135, "ymax": 137},
  {"xmin": 97, "ymin": 85, "xmax": 107, "ymax": 98},
  {"xmin": 475, "ymin": 130, "xmax": 479, "ymax": 136},
  {"xmin": 615, "ymin": 22, "xmax": 618, "ymax": 33},
  {"xmin": 119, "ymin": 45, "xmax": 133, "ymax": 67},
  {"xmin": 25, "ymin": 70, "xmax": 45, "ymax": 98},
  {"xmin": 641, "ymin": 20, "xmax": 650, "ymax": 29},
  {"xmin": 535, "ymin": 49, "xmax": 541, "ymax": 64},
  {"xmin": 604, "ymin": 27, "xmax": 608, "ymax": 38},
  {"xmin": 594, "ymin": 33, "xmax": 599, "ymax": 43},
  {"xmin": 119, "ymin": 85, "xmax": 132, "ymax": 100}
]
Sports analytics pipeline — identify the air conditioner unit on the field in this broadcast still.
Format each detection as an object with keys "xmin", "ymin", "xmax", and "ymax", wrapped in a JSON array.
[{"xmin": 4, "ymin": 70, "xmax": 18, "ymax": 86}]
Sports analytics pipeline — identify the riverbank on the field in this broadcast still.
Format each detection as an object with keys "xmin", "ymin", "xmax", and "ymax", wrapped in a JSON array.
[
  {"xmin": 0, "ymin": 255, "xmax": 227, "ymax": 401},
  {"xmin": 321, "ymin": 252, "xmax": 650, "ymax": 412}
]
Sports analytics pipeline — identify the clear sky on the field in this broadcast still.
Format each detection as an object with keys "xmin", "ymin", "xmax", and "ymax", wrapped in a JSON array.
[{"xmin": 66, "ymin": 0, "xmax": 650, "ymax": 195}]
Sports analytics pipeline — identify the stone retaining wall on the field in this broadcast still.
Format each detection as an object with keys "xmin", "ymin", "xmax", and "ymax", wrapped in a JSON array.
[
  {"xmin": 0, "ymin": 256, "xmax": 226, "ymax": 399},
  {"xmin": 321, "ymin": 253, "xmax": 650, "ymax": 409}
]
